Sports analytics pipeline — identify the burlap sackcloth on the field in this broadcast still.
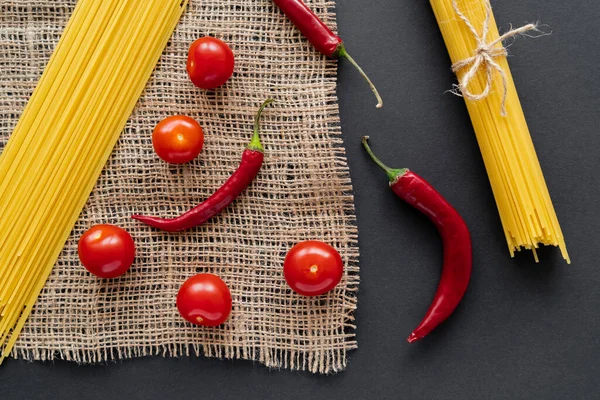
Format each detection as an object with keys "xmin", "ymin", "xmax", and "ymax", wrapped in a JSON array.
[{"xmin": 0, "ymin": 0, "xmax": 360, "ymax": 374}]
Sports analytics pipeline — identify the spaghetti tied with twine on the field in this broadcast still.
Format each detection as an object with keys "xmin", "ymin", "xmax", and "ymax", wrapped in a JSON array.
[{"xmin": 449, "ymin": 0, "xmax": 540, "ymax": 116}]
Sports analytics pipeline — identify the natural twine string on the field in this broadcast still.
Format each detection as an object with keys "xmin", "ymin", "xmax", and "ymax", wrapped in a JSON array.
[{"xmin": 450, "ymin": 0, "xmax": 538, "ymax": 116}]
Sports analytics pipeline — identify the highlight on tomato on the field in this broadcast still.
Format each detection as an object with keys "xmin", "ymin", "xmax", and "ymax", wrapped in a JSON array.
[
  {"xmin": 283, "ymin": 241, "xmax": 344, "ymax": 297},
  {"xmin": 186, "ymin": 36, "xmax": 235, "ymax": 90},
  {"xmin": 152, "ymin": 115, "xmax": 204, "ymax": 164},
  {"xmin": 176, "ymin": 273, "xmax": 232, "ymax": 326},
  {"xmin": 78, "ymin": 224, "xmax": 135, "ymax": 279}
]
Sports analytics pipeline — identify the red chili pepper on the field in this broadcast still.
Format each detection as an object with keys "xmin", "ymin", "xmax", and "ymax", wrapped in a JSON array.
[
  {"xmin": 362, "ymin": 136, "xmax": 472, "ymax": 343},
  {"xmin": 132, "ymin": 99, "xmax": 273, "ymax": 232},
  {"xmin": 271, "ymin": 0, "xmax": 383, "ymax": 108}
]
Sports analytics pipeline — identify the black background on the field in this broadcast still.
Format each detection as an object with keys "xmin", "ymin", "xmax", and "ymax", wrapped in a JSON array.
[{"xmin": 2, "ymin": 0, "xmax": 599, "ymax": 398}]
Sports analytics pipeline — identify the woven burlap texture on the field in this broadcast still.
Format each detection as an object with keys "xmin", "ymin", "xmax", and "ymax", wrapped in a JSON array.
[{"xmin": 0, "ymin": 0, "xmax": 359, "ymax": 374}]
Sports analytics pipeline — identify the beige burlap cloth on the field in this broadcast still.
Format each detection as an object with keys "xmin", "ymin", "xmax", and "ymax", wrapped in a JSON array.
[{"xmin": 0, "ymin": 0, "xmax": 359, "ymax": 374}]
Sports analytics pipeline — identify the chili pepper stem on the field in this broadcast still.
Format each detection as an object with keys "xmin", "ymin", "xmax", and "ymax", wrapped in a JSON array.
[
  {"xmin": 248, "ymin": 99, "xmax": 275, "ymax": 152},
  {"xmin": 337, "ymin": 45, "xmax": 383, "ymax": 109},
  {"xmin": 361, "ymin": 136, "xmax": 408, "ymax": 183}
]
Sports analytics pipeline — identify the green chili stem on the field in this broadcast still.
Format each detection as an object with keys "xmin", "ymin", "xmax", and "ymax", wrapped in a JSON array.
[
  {"xmin": 338, "ymin": 45, "xmax": 383, "ymax": 109},
  {"xmin": 361, "ymin": 136, "xmax": 408, "ymax": 182},
  {"xmin": 248, "ymin": 99, "xmax": 275, "ymax": 152}
]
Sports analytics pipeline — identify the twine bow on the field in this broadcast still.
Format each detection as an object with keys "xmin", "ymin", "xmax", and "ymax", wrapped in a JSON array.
[{"xmin": 450, "ymin": 0, "xmax": 538, "ymax": 116}]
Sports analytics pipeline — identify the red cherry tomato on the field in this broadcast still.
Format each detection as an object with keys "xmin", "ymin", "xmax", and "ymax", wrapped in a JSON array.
[
  {"xmin": 177, "ymin": 273, "xmax": 232, "ymax": 326},
  {"xmin": 186, "ymin": 37, "xmax": 235, "ymax": 89},
  {"xmin": 78, "ymin": 224, "xmax": 135, "ymax": 279},
  {"xmin": 283, "ymin": 241, "xmax": 344, "ymax": 296},
  {"xmin": 152, "ymin": 115, "xmax": 204, "ymax": 164}
]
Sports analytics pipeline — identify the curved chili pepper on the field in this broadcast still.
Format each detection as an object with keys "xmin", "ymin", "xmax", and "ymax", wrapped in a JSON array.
[
  {"xmin": 362, "ymin": 136, "xmax": 472, "ymax": 343},
  {"xmin": 271, "ymin": 0, "xmax": 383, "ymax": 108},
  {"xmin": 132, "ymin": 99, "xmax": 273, "ymax": 232}
]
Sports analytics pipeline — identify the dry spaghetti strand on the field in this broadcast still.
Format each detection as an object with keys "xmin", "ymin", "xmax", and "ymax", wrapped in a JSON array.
[
  {"xmin": 429, "ymin": 0, "xmax": 569, "ymax": 262},
  {"xmin": 0, "ymin": 0, "xmax": 188, "ymax": 363}
]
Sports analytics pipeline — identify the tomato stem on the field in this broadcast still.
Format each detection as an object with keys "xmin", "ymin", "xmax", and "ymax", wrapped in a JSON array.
[
  {"xmin": 337, "ymin": 45, "xmax": 383, "ymax": 109},
  {"xmin": 248, "ymin": 99, "xmax": 275, "ymax": 152},
  {"xmin": 361, "ymin": 136, "xmax": 408, "ymax": 183}
]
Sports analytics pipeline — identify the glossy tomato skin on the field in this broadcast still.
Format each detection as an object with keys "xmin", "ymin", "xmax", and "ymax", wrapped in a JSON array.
[
  {"xmin": 78, "ymin": 224, "xmax": 135, "ymax": 279},
  {"xmin": 284, "ymin": 241, "xmax": 343, "ymax": 296},
  {"xmin": 177, "ymin": 273, "xmax": 232, "ymax": 326},
  {"xmin": 186, "ymin": 37, "xmax": 235, "ymax": 89},
  {"xmin": 152, "ymin": 115, "xmax": 204, "ymax": 164}
]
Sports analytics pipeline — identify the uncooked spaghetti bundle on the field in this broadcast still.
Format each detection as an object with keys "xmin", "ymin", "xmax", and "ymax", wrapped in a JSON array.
[
  {"xmin": 0, "ymin": 0, "xmax": 188, "ymax": 362},
  {"xmin": 429, "ymin": 0, "xmax": 569, "ymax": 262}
]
